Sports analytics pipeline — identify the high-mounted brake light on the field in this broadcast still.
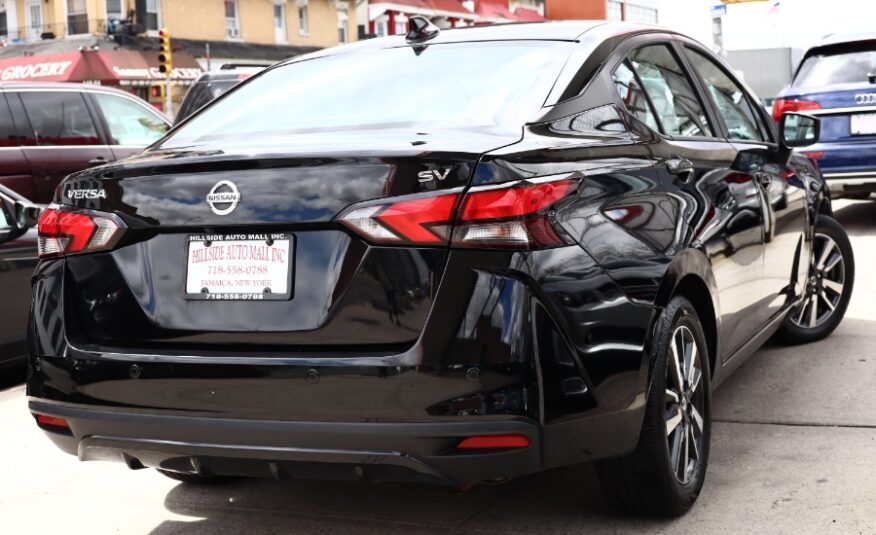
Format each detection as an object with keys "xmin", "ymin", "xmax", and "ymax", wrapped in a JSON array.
[
  {"xmin": 772, "ymin": 98, "xmax": 820, "ymax": 122},
  {"xmin": 38, "ymin": 206, "xmax": 125, "ymax": 259},
  {"xmin": 337, "ymin": 178, "xmax": 578, "ymax": 250}
]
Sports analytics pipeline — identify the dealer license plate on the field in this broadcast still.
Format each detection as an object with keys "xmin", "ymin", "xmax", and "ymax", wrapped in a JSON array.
[
  {"xmin": 850, "ymin": 113, "xmax": 876, "ymax": 135},
  {"xmin": 184, "ymin": 233, "xmax": 293, "ymax": 300}
]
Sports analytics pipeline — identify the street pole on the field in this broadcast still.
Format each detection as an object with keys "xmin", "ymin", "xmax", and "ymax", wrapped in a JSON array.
[{"xmin": 165, "ymin": 76, "xmax": 173, "ymax": 119}]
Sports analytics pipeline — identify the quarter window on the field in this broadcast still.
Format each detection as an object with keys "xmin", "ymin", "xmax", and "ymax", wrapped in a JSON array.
[
  {"xmin": 613, "ymin": 61, "xmax": 660, "ymax": 132},
  {"xmin": 620, "ymin": 44, "xmax": 712, "ymax": 138},
  {"xmin": 686, "ymin": 48, "xmax": 766, "ymax": 142},
  {"xmin": 19, "ymin": 92, "xmax": 100, "ymax": 146},
  {"xmin": 93, "ymin": 93, "xmax": 168, "ymax": 146}
]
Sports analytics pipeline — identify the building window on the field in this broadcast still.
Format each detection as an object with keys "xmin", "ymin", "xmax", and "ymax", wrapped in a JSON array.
[
  {"xmin": 394, "ymin": 20, "xmax": 405, "ymax": 35},
  {"xmin": 105, "ymin": 0, "xmax": 124, "ymax": 21},
  {"xmin": 626, "ymin": 4, "xmax": 658, "ymax": 24},
  {"xmin": 274, "ymin": 2, "xmax": 286, "ymax": 43},
  {"xmin": 298, "ymin": 5, "xmax": 308, "ymax": 35},
  {"xmin": 375, "ymin": 19, "xmax": 387, "ymax": 37},
  {"xmin": 607, "ymin": 0, "xmax": 622, "ymax": 21},
  {"xmin": 67, "ymin": 0, "xmax": 88, "ymax": 35},
  {"xmin": 225, "ymin": 0, "xmax": 240, "ymax": 39},
  {"xmin": 337, "ymin": 11, "xmax": 347, "ymax": 44},
  {"xmin": 145, "ymin": 0, "xmax": 159, "ymax": 31},
  {"xmin": 0, "ymin": 11, "xmax": 7, "ymax": 39}
]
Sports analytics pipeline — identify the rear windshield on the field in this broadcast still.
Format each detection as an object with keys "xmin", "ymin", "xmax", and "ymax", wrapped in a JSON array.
[
  {"xmin": 175, "ymin": 79, "xmax": 240, "ymax": 124},
  {"xmin": 160, "ymin": 41, "xmax": 572, "ymax": 147},
  {"xmin": 793, "ymin": 46, "xmax": 876, "ymax": 88}
]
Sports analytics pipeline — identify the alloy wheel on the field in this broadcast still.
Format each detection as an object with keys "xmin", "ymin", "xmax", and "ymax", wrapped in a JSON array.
[
  {"xmin": 664, "ymin": 325, "xmax": 706, "ymax": 485},
  {"xmin": 791, "ymin": 233, "xmax": 845, "ymax": 329}
]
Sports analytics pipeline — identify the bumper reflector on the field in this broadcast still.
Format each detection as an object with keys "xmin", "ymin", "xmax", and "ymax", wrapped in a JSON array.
[
  {"xmin": 35, "ymin": 414, "xmax": 70, "ymax": 430},
  {"xmin": 457, "ymin": 434, "xmax": 530, "ymax": 449}
]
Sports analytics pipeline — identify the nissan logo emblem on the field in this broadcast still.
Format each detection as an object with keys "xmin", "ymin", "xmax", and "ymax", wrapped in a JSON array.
[
  {"xmin": 206, "ymin": 180, "xmax": 240, "ymax": 216},
  {"xmin": 855, "ymin": 93, "xmax": 876, "ymax": 105}
]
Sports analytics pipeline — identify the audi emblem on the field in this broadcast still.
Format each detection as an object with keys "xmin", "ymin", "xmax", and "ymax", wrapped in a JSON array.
[{"xmin": 855, "ymin": 93, "xmax": 876, "ymax": 105}]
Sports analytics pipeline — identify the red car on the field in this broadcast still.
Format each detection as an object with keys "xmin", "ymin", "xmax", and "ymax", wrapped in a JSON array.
[{"xmin": 0, "ymin": 82, "xmax": 170, "ymax": 204}]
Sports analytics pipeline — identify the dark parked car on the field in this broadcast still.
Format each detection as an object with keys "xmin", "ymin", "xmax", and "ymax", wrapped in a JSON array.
[
  {"xmin": 0, "ymin": 82, "xmax": 170, "ymax": 204},
  {"xmin": 0, "ymin": 185, "xmax": 40, "ymax": 370},
  {"xmin": 27, "ymin": 21, "xmax": 854, "ymax": 517},
  {"xmin": 773, "ymin": 33, "xmax": 876, "ymax": 198},
  {"xmin": 174, "ymin": 64, "xmax": 265, "ymax": 125},
  {"xmin": 0, "ymin": 83, "xmax": 169, "ymax": 366}
]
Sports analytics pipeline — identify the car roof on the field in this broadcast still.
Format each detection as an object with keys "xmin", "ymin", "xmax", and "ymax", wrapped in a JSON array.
[
  {"xmin": 813, "ymin": 32, "xmax": 876, "ymax": 49},
  {"xmin": 284, "ymin": 21, "xmax": 670, "ymax": 64},
  {"xmin": 0, "ymin": 81, "xmax": 138, "ymax": 95}
]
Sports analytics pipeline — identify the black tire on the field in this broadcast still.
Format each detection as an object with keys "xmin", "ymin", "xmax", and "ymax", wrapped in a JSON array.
[
  {"xmin": 156, "ymin": 469, "xmax": 229, "ymax": 485},
  {"xmin": 774, "ymin": 215, "xmax": 854, "ymax": 345},
  {"xmin": 596, "ymin": 296, "xmax": 712, "ymax": 517}
]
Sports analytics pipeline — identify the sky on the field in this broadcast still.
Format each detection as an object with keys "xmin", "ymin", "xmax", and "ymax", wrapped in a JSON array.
[{"xmin": 658, "ymin": 0, "xmax": 876, "ymax": 52}]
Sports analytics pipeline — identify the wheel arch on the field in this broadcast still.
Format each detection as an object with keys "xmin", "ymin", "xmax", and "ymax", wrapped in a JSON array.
[{"xmin": 654, "ymin": 249, "xmax": 721, "ymax": 377}]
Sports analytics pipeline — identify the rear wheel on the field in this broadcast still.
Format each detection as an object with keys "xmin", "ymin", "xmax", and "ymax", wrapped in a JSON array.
[
  {"xmin": 596, "ymin": 296, "xmax": 711, "ymax": 517},
  {"xmin": 775, "ymin": 215, "xmax": 854, "ymax": 345}
]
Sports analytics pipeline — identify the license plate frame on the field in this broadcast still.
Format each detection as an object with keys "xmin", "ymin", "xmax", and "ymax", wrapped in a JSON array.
[
  {"xmin": 184, "ymin": 233, "xmax": 294, "ymax": 301},
  {"xmin": 850, "ymin": 112, "xmax": 876, "ymax": 135}
]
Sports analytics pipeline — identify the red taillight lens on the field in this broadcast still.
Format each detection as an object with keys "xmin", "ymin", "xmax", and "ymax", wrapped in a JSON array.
[
  {"xmin": 338, "ymin": 190, "xmax": 460, "ymax": 245},
  {"xmin": 772, "ymin": 98, "xmax": 821, "ymax": 122},
  {"xmin": 452, "ymin": 178, "xmax": 577, "ymax": 249},
  {"xmin": 35, "ymin": 414, "xmax": 70, "ymax": 429},
  {"xmin": 457, "ymin": 434, "xmax": 531, "ymax": 449},
  {"xmin": 337, "ymin": 177, "xmax": 577, "ymax": 250},
  {"xmin": 37, "ymin": 206, "xmax": 124, "ymax": 259}
]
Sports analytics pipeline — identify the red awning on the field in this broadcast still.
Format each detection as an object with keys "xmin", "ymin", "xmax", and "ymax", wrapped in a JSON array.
[{"xmin": 0, "ymin": 49, "xmax": 202, "ymax": 84}]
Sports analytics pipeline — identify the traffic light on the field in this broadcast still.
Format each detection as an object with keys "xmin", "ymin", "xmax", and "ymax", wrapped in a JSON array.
[{"xmin": 158, "ymin": 28, "xmax": 172, "ymax": 77}]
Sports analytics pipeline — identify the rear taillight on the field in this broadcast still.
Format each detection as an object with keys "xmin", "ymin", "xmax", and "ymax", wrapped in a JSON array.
[
  {"xmin": 452, "ymin": 178, "xmax": 577, "ymax": 249},
  {"xmin": 772, "ymin": 98, "xmax": 821, "ymax": 122},
  {"xmin": 38, "ymin": 206, "xmax": 125, "ymax": 259},
  {"xmin": 337, "ymin": 177, "xmax": 578, "ymax": 250}
]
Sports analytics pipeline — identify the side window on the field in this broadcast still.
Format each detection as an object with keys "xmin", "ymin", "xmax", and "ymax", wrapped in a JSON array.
[
  {"xmin": 613, "ymin": 61, "xmax": 661, "ymax": 132},
  {"xmin": 0, "ymin": 95, "xmax": 17, "ymax": 148},
  {"xmin": 92, "ymin": 93, "xmax": 169, "ymax": 146},
  {"xmin": 685, "ymin": 48, "xmax": 767, "ymax": 142},
  {"xmin": 19, "ymin": 91, "xmax": 100, "ymax": 146},
  {"xmin": 622, "ymin": 44, "xmax": 712, "ymax": 138}
]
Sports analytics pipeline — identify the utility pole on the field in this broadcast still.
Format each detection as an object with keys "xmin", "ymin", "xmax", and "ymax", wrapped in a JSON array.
[{"xmin": 158, "ymin": 28, "xmax": 174, "ymax": 119}]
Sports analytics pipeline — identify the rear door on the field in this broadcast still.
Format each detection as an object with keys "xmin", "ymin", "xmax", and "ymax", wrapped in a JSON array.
[
  {"xmin": 612, "ymin": 38, "xmax": 768, "ymax": 359},
  {"xmin": 87, "ymin": 91, "xmax": 170, "ymax": 161},
  {"xmin": 682, "ymin": 43, "xmax": 810, "ymax": 326},
  {"xmin": 13, "ymin": 89, "xmax": 113, "ymax": 203},
  {"xmin": 0, "ymin": 93, "xmax": 36, "ymax": 202}
]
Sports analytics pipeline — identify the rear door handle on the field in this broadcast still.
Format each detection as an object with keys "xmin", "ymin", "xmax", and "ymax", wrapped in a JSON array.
[
  {"xmin": 665, "ymin": 158, "xmax": 694, "ymax": 179},
  {"xmin": 88, "ymin": 157, "xmax": 108, "ymax": 166}
]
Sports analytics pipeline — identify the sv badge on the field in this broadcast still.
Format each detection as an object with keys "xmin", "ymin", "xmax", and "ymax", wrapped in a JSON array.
[{"xmin": 417, "ymin": 169, "xmax": 451, "ymax": 183}]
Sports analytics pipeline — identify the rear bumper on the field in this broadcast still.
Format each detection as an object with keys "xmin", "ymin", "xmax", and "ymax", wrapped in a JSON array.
[
  {"xmin": 822, "ymin": 171, "xmax": 876, "ymax": 197},
  {"xmin": 29, "ymin": 399, "xmax": 540, "ymax": 485}
]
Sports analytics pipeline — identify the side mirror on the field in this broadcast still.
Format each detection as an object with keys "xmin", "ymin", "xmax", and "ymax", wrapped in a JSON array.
[
  {"xmin": 780, "ymin": 112, "xmax": 820, "ymax": 149},
  {"xmin": 0, "ymin": 185, "xmax": 41, "ymax": 245}
]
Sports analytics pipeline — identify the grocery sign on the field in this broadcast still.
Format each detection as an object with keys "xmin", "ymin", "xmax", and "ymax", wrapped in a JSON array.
[
  {"xmin": 0, "ymin": 60, "xmax": 76, "ymax": 81},
  {"xmin": 0, "ymin": 49, "xmax": 202, "ymax": 84}
]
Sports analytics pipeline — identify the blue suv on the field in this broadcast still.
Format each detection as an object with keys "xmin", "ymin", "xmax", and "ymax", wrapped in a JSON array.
[{"xmin": 774, "ymin": 33, "xmax": 876, "ymax": 198}]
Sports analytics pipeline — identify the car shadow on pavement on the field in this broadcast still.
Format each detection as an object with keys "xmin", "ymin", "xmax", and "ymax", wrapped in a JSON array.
[
  {"xmin": 0, "ymin": 364, "xmax": 25, "ymax": 391},
  {"xmin": 147, "ymin": 463, "xmax": 674, "ymax": 534},
  {"xmin": 831, "ymin": 199, "xmax": 876, "ymax": 235}
]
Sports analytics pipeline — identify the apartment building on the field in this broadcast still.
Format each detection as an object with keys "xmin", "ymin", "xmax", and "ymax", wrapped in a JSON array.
[
  {"xmin": 0, "ymin": 1, "xmax": 358, "ymax": 111},
  {"xmin": 0, "ymin": 1, "xmax": 357, "ymax": 48}
]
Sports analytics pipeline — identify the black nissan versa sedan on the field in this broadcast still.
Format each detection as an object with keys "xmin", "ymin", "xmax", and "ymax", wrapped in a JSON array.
[{"xmin": 25, "ymin": 20, "xmax": 854, "ymax": 516}]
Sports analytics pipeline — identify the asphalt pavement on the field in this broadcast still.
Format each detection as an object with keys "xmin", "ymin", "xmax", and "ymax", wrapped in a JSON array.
[{"xmin": 1, "ymin": 200, "xmax": 875, "ymax": 535}]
